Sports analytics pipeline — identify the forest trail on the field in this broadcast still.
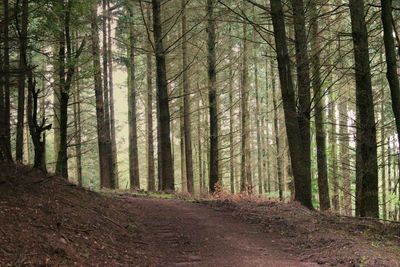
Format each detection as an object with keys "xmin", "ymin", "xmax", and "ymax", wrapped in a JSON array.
[
  {"xmin": 1, "ymin": 166, "xmax": 400, "ymax": 266},
  {"xmin": 125, "ymin": 197, "xmax": 314, "ymax": 267}
]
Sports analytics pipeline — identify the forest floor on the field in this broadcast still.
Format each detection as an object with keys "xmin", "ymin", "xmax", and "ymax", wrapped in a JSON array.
[{"xmin": 1, "ymin": 165, "xmax": 400, "ymax": 266}]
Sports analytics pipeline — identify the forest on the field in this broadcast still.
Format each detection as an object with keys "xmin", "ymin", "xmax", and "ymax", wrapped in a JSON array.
[{"xmin": 1, "ymin": 0, "xmax": 400, "ymax": 265}]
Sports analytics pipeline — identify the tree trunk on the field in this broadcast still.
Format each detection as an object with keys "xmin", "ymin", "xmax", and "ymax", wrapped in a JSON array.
[
  {"xmin": 207, "ymin": 0, "xmax": 219, "ymax": 193},
  {"xmin": 381, "ymin": 2, "xmax": 400, "ymax": 212},
  {"xmin": 229, "ymin": 43, "xmax": 235, "ymax": 194},
  {"xmin": 0, "ymin": 0, "xmax": 12, "ymax": 162},
  {"xmin": 349, "ymin": 0, "xmax": 379, "ymax": 218},
  {"xmin": 146, "ymin": 4, "xmax": 155, "ymax": 192},
  {"xmin": 270, "ymin": 0, "xmax": 313, "ymax": 208},
  {"xmin": 240, "ymin": 19, "xmax": 252, "ymax": 194},
  {"xmin": 271, "ymin": 57, "xmax": 283, "ymax": 200},
  {"xmin": 181, "ymin": 0, "xmax": 194, "ymax": 194},
  {"xmin": 311, "ymin": 4, "xmax": 330, "ymax": 211},
  {"xmin": 152, "ymin": 0, "xmax": 174, "ymax": 191},
  {"xmin": 254, "ymin": 32, "xmax": 263, "ymax": 195},
  {"xmin": 91, "ymin": 0, "xmax": 114, "ymax": 189},
  {"xmin": 127, "ymin": 6, "xmax": 140, "ymax": 189},
  {"xmin": 107, "ymin": 0, "xmax": 119, "ymax": 186},
  {"xmin": 73, "ymin": 50, "xmax": 83, "ymax": 186},
  {"xmin": 16, "ymin": 0, "xmax": 29, "ymax": 162}
]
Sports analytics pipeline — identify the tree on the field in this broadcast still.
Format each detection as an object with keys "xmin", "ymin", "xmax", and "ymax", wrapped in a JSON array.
[
  {"xmin": 127, "ymin": 4, "xmax": 140, "ymax": 189},
  {"xmin": 27, "ymin": 69, "xmax": 52, "ymax": 171},
  {"xmin": 349, "ymin": 0, "xmax": 379, "ymax": 218},
  {"xmin": 152, "ymin": 0, "xmax": 174, "ymax": 191},
  {"xmin": 145, "ymin": 4, "xmax": 156, "ymax": 192},
  {"xmin": 16, "ymin": 0, "xmax": 29, "ymax": 162},
  {"xmin": 181, "ymin": 0, "xmax": 194, "ymax": 194},
  {"xmin": 207, "ymin": 0, "xmax": 219, "ymax": 193},
  {"xmin": 270, "ymin": 0, "xmax": 313, "ymax": 208},
  {"xmin": 0, "ymin": 0, "xmax": 12, "ymax": 162},
  {"xmin": 91, "ymin": 0, "xmax": 115, "ymax": 189},
  {"xmin": 310, "ymin": 3, "xmax": 330, "ymax": 211},
  {"xmin": 381, "ymin": 0, "xmax": 400, "ymax": 160}
]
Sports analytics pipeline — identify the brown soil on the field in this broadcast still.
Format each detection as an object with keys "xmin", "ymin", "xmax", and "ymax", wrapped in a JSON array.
[{"xmin": 1, "ymin": 165, "xmax": 399, "ymax": 266}]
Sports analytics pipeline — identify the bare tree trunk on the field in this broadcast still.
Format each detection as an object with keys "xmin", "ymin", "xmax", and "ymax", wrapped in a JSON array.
[
  {"xmin": 207, "ymin": 0, "xmax": 219, "ymax": 192},
  {"xmin": 152, "ymin": 0, "xmax": 174, "ymax": 191},
  {"xmin": 107, "ymin": 0, "xmax": 119, "ymax": 186},
  {"xmin": 181, "ymin": 0, "xmax": 194, "ymax": 193},
  {"xmin": 91, "ymin": 0, "xmax": 114, "ymax": 189},
  {"xmin": 310, "ymin": 4, "xmax": 330, "ymax": 210},
  {"xmin": 127, "ymin": 6, "xmax": 140, "ymax": 189},
  {"xmin": 349, "ymin": 0, "xmax": 379, "ymax": 218},
  {"xmin": 16, "ymin": 0, "xmax": 29, "ymax": 162},
  {"xmin": 146, "ymin": 5, "xmax": 155, "ymax": 192},
  {"xmin": 254, "ymin": 33, "xmax": 263, "ymax": 195},
  {"xmin": 240, "ymin": 19, "xmax": 252, "ymax": 194},
  {"xmin": 73, "ymin": 49, "xmax": 82, "ymax": 186},
  {"xmin": 229, "ymin": 45, "xmax": 235, "ymax": 194},
  {"xmin": 102, "ymin": 0, "xmax": 116, "ymax": 183},
  {"xmin": 270, "ymin": 0, "xmax": 313, "ymax": 208},
  {"xmin": 0, "ymin": 0, "xmax": 12, "ymax": 162}
]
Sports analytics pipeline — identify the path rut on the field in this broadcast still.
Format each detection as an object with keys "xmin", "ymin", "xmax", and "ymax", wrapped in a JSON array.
[{"xmin": 125, "ymin": 197, "xmax": 318, "ymax": 267}]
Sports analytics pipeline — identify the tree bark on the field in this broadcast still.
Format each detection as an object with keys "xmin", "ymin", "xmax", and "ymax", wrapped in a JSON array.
[
  {"xmin": 146, "ymin": 4, "xmax": 156, "ymax": 192},
  {"xmin": 16, "ymin": 0, "xmax": 29, "ymax": 162},
  {"xmin": 240, "ymin": 20, "xmax": 252, "ymax": 193},
  {"xmin": 152, "ymin": 0, "xmax": 174, "ymax": 191},
  {"xmin": 349, "ymin": 0, "xmax": 379, "ymax": 218},
  {"xmin": 181, "ymin": 0, "xmax": 194, "ymax": 194},
  {"xmin": 270, "ymin": 0, "xmax": 313, "ymax": 208},
  {"xmin": 207, "ymin": 0, "xmax": 219, "ymax": 193},
  {"xmin": 310, "ymin": 4, "xmax": 330, "ymax": 211},
  {"xmin": 91, "ymin": 0, "xmax": 115, "ymax": 189},
  {"xmin": 127, "ymin": 5, "xmax": 140, "ymax": 189},
  {"xmin": 0, "ymin": 0, "xmax": 12, "ymax": 162},
  {"xmin": 107, "ymin": 0, "xmax": 119, "ymax": 186}
]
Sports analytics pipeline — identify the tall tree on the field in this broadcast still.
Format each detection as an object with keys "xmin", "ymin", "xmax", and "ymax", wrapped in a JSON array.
[
  {"xmin": 310, "ymin": 3, "xmax": 330, "ymax": 211},
  {"xmin": 152, "ymin": 0, "xmax": 174, "ymax": 191},
  {"xmin": 145, "ymin": 4, "xmax": 156, "ymax": 191},
  {"xmin": 16, "ymin": 0, "xmax": 29, "ymax": 162},
  {"xmin": 91, "ymin": 0, "xmax": 115, "ymax": 188},
  {"xmin": 107, "ymin": 0, "xmax": 119, "ymax": 184},
  {"xmin": 207, "ymin": 0, "xmax": 219, "ymax": 192},
  {"xmin": 0, "ymin": 0, "xmax": 12, "ymax": 162},
  {"xmin": 240, "ymin": 18, "xmax": 251, "ymax": 193},
  {"xmin": 270, "ymin": 0, "xmax": 313, "ymax": 208},
  {"xmin": 55, "ymin": 0, "xmax": 85, "ymax": 178},
  {"xmin": 181, "ymin": 0, "xmax": 194, "ymax": 194},
  {"xmin": 349, "ymin": 0, "xmax": 379, "ymax": 218},
  {"xmin": 127, "ymin": 4, "xmax": 140, "ymax": 189},
  {"xmin": 381, "ymin": 0, "xmax": 400, "ymax": 162}
]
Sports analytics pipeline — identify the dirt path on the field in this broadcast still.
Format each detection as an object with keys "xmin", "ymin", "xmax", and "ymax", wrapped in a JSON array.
[{"xmin": 125, "ymin": 197, "xmax": 317, "ymax": 266}]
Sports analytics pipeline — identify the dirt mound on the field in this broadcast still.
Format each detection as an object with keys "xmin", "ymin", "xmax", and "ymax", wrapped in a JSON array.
[
  {"xmin": 206, "ymin": 198, "xmax": 400, "ymax": 266},
  {"xmin": 0, "ymin": 164, "xmax": 153, "ymax": 266}
]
